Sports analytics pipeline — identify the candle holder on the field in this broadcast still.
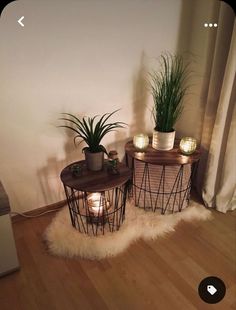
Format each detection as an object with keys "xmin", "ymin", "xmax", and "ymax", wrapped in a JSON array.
[
  {"xmin": 133, "ymin": 134, "xmax": 149, "ymax": 152},
  {"xmin": 179, "ymin": 137, "xmax": 197, "ymax": 155},
  {"xmin": 107, "ymin": 150, "xmax": 119, "ymax": 175},
  {"xmin": 86, "ymin": 192, "xmax": 111, "ymax": 223},
  {"xmin": 70, "ymin": 164, "xmax": 82, "ymax": 177}
]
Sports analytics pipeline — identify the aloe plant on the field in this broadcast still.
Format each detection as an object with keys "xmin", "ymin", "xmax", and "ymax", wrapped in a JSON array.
[
  {"xmin": 59, "ymin": 110, "xmax": 126, "ymax": 154},
  {"xmin": 150, "ymin": 53, "xmax": 189, "ymax": 132}
]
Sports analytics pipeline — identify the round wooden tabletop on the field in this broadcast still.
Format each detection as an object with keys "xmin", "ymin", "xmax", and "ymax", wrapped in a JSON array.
[
  {"xmin": 125, "ymin": 139, "xmax": 201, "ymax": 165},
  {"xmin": 60, "ymin": 160, "xmax": 131, "ymax": 192}
]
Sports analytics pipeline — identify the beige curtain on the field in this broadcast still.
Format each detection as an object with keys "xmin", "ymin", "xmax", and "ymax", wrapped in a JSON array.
[{"xmin": 200, "ymin": 5, "xmax": 236, "ymax": 213}]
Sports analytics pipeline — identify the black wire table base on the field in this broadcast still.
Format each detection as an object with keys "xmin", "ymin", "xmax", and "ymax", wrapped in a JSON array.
[
  {"xmin": 127, "ymin": 159, "xmax": 199, "ymax": 214},
  {"xmin": 63, "ymin": 184, "xmax": 129, "ymax": 236}
]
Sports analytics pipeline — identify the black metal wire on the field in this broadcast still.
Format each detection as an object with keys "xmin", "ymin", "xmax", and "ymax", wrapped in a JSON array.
[
  {"xmin": 63, "ymin": 184, "xmax": 129, "ymax": 236},
  {"xmin": 126, "ymin": 154, "xmax": 198, "ymax": 214}
]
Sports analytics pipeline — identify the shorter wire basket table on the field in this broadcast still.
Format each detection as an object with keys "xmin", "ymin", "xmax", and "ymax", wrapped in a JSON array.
[{"xmin": 60, "ymin": 160, "xmax": 131, "ymax": 236}]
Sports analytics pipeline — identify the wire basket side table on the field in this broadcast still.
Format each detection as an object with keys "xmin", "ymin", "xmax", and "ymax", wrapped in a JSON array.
[
  {"xmin": 60, "ymin": 161, "xmax": 131, "ymax": 236},
  {"xmin": 125, "ymin": 139, "xmax": 200, "ymax": 214}
]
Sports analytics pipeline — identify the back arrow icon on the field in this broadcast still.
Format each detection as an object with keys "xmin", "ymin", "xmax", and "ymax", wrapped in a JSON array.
[{"xmin": 18, "ymin": 16, "xmax": 24, "ymax": 27}]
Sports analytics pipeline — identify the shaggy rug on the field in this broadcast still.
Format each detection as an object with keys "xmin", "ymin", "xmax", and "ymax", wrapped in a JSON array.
[{"xmin": 44, "ymin": 200, "xmax": 212, "ymax": 260}]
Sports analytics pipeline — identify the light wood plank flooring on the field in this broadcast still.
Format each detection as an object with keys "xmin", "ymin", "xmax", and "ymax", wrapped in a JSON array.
[{"xmin": 0, "ymin": 207, "xmax": 235, "ymax": 310}]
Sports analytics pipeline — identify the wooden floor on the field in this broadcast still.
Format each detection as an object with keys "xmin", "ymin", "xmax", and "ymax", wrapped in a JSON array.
[{"xmin": 0, "ymin": 206, "xmax": 235, "ymax": 310}]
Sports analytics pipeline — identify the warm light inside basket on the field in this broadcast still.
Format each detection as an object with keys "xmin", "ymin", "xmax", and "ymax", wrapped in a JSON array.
[
  {"xmin": 87, "ymin": 192, "xmax": 110, "ymax": 215},
  {"xmin": 179, "ymin": 137, "xmax": 197, "ymax": 155},
  {"xmin": 133, "ymin": 134, "xmax": 149, "ymax": 151}
]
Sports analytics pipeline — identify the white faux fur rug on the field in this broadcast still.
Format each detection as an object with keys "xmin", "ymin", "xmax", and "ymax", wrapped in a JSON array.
[{"xmin": 44, "ymin": 201, "xmax": 212, "ymax": 260}]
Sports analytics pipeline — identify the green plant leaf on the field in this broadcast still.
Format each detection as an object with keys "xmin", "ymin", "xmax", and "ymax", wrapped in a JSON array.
[
  {"xmin": 59, "ymin": 110, "xmax": 126, "ymax": 152},
  {"xmin": 149, "ymin": 53, "xmax": 189, "ymax": 132}
]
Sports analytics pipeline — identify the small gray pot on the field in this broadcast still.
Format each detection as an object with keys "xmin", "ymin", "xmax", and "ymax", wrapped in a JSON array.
[{"xmin": 85, "ymin": 150, "xmax": 104, "ymax": 171}]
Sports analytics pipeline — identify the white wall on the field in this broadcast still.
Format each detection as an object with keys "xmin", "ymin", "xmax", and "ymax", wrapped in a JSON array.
[
  {"xmin": 0, "ymin": 0, "xmax": 220, "ymax": 212},
  {"xmin": 0, "ymin": 0, "xmax": 182, "ymax": 212}
]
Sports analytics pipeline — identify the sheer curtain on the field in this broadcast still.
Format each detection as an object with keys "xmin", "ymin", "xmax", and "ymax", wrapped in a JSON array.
[{"xmin": 200, "ymin": 5, "xmax": 236, "ymax": 213}]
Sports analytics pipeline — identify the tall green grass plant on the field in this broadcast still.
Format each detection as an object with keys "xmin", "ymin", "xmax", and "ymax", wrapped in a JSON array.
[{"xmin": 150, "ymin": 54, "xmax": 188, "ymax": 132}]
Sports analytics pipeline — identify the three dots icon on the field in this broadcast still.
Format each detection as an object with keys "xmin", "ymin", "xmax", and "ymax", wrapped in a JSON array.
[{"xmin": 204, "ymin": 23, "xmax": 218, "ymax": 27}]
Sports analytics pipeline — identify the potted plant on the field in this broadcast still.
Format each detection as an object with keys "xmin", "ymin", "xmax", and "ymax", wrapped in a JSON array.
[
  {"xmin": 149, "ymin": 53, "xmax": 188, "ymax": 150},
  {"xmin": 59, "ymin": 110, "xmax": 126, "ymax": 171}
]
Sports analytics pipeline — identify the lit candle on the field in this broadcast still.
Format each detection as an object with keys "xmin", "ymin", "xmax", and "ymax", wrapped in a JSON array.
[
  {"xmin": 179, "ymin": 137, "xmax": 197, "ymax": 155},
  {"xmin": 87, "ymin": 192, "xmax": 104, "ymax": 215},
  {"xmin": 133, "ymin": 134, "xmax": 149, "ymax": 151},
  {"xmin": 87, "ymin": 192, "xmax": 111, "ymax": 216}
]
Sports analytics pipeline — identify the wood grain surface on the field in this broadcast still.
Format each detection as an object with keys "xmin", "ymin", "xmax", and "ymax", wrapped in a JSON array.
[
  {"xmin": 0, "ymin": 197, "xmax": 235, "ymax": 310},
  {"xmin": 125, "ymin": 139, "xmax": 201, "ymax": 165},
  {"xmin": 60, "ymin": 161, "xmax": 131, "ymax": 192}
]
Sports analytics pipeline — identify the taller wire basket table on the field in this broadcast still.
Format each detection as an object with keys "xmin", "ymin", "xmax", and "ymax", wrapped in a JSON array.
[
  {"xmin": 125, "ymin": 139, "xmax": 200, "ymax": 214},
  {"xmin": 60, "ymin": 160, "xmax": 131, "ymax": 236}
]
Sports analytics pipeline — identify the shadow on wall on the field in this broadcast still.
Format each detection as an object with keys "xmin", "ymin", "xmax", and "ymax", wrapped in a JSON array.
[
  {"xmin": 37, "ymin": 107, "xmax": 132, "ymax": 206},
  {"xmin": 129, "ymin": 51, "xmax": 149, "ymax": 137},
  {"xmin": 176, "ymin": 0, "xmax": 195, "ymax": 55},
  {"xmin": 106, "ymin": 52, "xmax": 149, "ymax": 163},
  {"xmin": 105, "ymin": 131, "xmax": 130, "ymax": 163},
  {"xmin": 37, "ymin": 130, "xmax": 83, "ymax": 205}
]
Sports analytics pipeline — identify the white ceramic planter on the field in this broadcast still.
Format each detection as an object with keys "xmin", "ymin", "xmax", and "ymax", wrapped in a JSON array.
[{"xmin": 152, "ymin": 130, "xmax": 176, "ymax": 151}]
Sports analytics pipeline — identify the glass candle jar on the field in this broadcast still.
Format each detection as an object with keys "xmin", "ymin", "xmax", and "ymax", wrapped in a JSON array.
[
  {"xmin": 179, "ymin": 137, "xmax": 197, "ymax": 155},
  {"xmin": 87, "ymin": 192, "xmax": 107, "ymax": 216},
  {"xmin": 133, "ymin": 134, "xmax": 149, "ymax": 151},
  {"xmin": 107, "ymin": 150, "xmax": 119, "ymax": 174}
]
